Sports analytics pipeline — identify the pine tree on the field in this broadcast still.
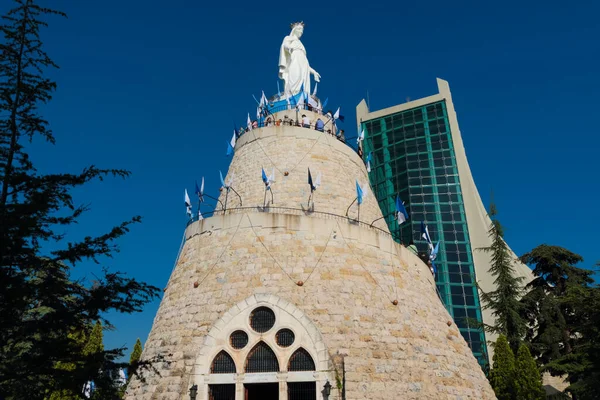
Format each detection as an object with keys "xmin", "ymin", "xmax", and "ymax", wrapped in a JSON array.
[
  {"xmin": 515, "ymin": 344, "xmax": 545, "ymax": 400},
  {"xmin": 0, "ymin": 1, "xmax": 160, "ymax": 398},
  {"xmin": 478, "ymin": 202, "xmax": 526, "ymax": 352},
  {"xmin": 489, "ymin": 335, "xmax": 516, "ymax": 400}
]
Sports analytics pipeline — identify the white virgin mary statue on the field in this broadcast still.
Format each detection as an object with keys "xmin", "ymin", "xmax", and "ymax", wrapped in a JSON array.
[{"xmin": 278, "ymin": 22, "xmax": 321, "ymax": 97}]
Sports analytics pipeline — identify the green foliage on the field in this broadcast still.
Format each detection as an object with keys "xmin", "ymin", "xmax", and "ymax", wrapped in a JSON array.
[
  {"xmin": 129, "ymin": 338, "xmax": 142, "ymax": 365},
  {"xmin": 542, "ymin": 281, "xmax": 600, "ymax": 399},
  {"xmin": 520, "ymin": 246, "xmax": 599, "ymax": 399},
  {"xmin": 478, "ymin": 203, "xmax": 526, "ymax": 352},
  {"xmin": 520, "ymin": 246, "xmax": 593, "ymax": 366},
  {"xmin": 0, "ymin": 1, "xmax": 161, "ymax": 398},
  {"xmin": 489, "ymin": 335, "xmax": 516, "ymax": 400},
  {"xmin": 84, "ymin": 321, "xmax": 104, "ymax": 356},
  {"xmin": 515, "ymin": 344, "xmax": 545, "ymax": 400}
]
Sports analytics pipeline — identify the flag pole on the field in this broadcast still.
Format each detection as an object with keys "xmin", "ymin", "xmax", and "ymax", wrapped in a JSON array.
[
  {"xmin": 203, "ymin": 194, "xmax": 225, "ymax": 211},
  {"xmin": 369, "ymin": 214, "xmax": 390, "ymax": 228},
  {"xmin": 345, "ymin": 197, "xmax": 357, "ymax": 217},
  {"xmin": 228, "ymin": 186, "xmax": 243, "ymax": 206},
  {"xmin": 223, "ymin": 188, "xmax": 229, "ymax": 211}
]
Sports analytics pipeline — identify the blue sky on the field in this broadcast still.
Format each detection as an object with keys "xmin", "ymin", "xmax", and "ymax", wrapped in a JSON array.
[{"xmin": 5, "ymin": 0, "xmax": 599, "ymax": 356}]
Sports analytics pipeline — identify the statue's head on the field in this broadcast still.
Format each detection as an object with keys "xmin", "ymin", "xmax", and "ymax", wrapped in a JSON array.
[{"xmin": 290, "ymin": 21, "xmax": 304, "ymax": 38}]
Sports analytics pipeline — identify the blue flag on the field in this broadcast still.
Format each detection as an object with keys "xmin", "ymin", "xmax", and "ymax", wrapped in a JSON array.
[
  {"xmin": 356, "ymin": 180, "xmax": 364, "ymax": 205},
  {"xmin": 261, "ymin": 168, "xmax": 268, "ymax": 185},
  {"xmin": 322, "ymin": 97, "xmax": 328, "ymax": 110},
  {"xmin": 430, "ymin": 241, "xmax": 440, "ymax": 261},
  {"xmin": 219, "ymin": 170, "xmax": 226, "ymax": 188},
  {"xmin": 395, "ymin": 195, "xmax": 409, "ymax": 225}
]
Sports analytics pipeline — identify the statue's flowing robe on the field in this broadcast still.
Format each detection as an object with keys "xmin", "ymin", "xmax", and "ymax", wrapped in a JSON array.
[{"xmin": 278, "ymin": 35, "xmax": 311, "ymax": 96}]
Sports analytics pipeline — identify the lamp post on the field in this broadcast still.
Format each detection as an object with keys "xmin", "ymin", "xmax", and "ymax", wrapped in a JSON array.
[
  {"xmin": 189, "ymin": 384, "xmax": 198, "ymax": 400},
  {"xmin": 322, "ymin": 380, "xmax": 332, "ymax": 400}
]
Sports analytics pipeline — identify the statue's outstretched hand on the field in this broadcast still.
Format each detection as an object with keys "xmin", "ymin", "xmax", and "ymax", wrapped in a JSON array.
[{"xmin": 312, "ymin": 70, "xmax": 321, "ymax": 82}]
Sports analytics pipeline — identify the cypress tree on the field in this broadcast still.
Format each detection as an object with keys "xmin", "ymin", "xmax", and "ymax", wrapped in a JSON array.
[
  {"xmin": 478, "ymin": 203, "xmax": 526, "ymax": 352},
  {"xmin": 128, "ymin": 338, "xmax": 143, "ymax": 380},
  {"xmin": 489, "ymin": 335, "xmax": 516, "ymax": 400},
  {"xmin": 129, "ymin": 338, "xmax": 143, "ymax": 365},
  {"xmin": 83, "ymin": 321, "xmax": 104, "ymax": 357},
  {"xmin": 0, "ymin": 1, "xmax": 160, "ymax": 398},
  {"xmin": 515, "ymin": 344, "xmax": 545, "ymax": 400}
]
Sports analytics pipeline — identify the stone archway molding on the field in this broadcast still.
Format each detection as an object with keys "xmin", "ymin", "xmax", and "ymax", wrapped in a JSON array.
[{"xmin": 191, "ymin": 293, "xmax": 331, "ymax": 383}]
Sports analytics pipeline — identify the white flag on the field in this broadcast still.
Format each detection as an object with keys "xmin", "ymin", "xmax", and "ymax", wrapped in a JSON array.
[
  {"xmin": 184, "ymin": 189, "xmax": 191, "ymax": 208},
  {"xmin": 184, "ymin": 189, "xmax": 192, "ymax": 217},
  {"xmin": 247, "ymin": 113, "xmax": 252, "ymax": 130},
  {"xmin": 357, "ymin": 128, "xmax": 365, "ymax": 144},
  {"xmin": 333, "ymin": 107, "xmax": 340, "ymax": 120}
]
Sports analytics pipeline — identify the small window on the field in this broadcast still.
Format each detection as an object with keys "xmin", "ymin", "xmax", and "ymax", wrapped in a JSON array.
[
  {"xmin": 276, "ymin": 329, "xmax": 295, "ymax": 348},
  {"xmin": 288, "ymin": 348, "xmax": 315, "ymax": 371},
  {"xmin": 249, "ymin": 307, "xmax": 276, "ymax": 333},
  {"xmin": 229, "ymin": 330, "xmax": 248, "ymax": 350},
  {"xmin": 245, "ymin": 342, "xmax": 279, "ymax": 373},
  {"xmin": 211, "ymin": 351, "xmax": 236, "ymax": 374}
]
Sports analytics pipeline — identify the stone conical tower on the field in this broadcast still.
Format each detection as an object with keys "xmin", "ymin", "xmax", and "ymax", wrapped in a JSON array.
[
  {"xmin": 125, "ymin": 108, "xmax": 496, "ymax": 400},
  {"xmin": 125, "ymin": 25, "xmax": 496, "ymax": 400}
]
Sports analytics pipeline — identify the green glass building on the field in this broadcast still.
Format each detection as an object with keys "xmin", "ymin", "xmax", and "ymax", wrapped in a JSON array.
[{"xmin": 356, "ymin": 79, "xmax": 532, "ymax": 368}]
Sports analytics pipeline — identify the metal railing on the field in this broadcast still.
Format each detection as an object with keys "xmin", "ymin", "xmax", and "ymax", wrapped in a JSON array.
[{"xmin": 237, "ymin": 103, "xmax": 352, "ymax": 148}]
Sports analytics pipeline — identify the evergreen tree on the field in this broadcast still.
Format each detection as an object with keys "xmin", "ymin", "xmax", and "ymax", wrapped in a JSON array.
[
  {"xmin": 478, "ymin": 203, "xmax": 526, "ymax": 352},
  {"xmin": 520, "ymin": 246, "xmax": 598, "ymax": 399},
  {"xmin": 0, "ymin": 1, "xmax": 160, "ymax": 398},
  {"xmin": 120, "ymin": 338, "xmax": 143, "ymax": 398},
  {"xmin": 128, "ymin": 338, "xmax": 143, "ymax": 378},
  {"xmin": 129, "ymin": 338, "xmax": 143, "ymax": 365},
  {"xmin": 520, "ymin": 246, "xmax": 592, "ymax": 367},
  {"xmin": 489, "ymin": 335, "xmax": 516, "ymax": 400},
  {"xmin": 543, "ymin": 278, "xmax": 600, "ymax": 399},
  {"xmin": 515, "ymin": 344, "xmax": 545, "ymax": 400},
  {"xmin": 84, "ymin": 321, "xmax": 104, "ymax": 357}
]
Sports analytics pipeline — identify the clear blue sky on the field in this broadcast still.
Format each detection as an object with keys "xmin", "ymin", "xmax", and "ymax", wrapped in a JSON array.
[{"xmin": 6, "ymin": 0, "xmax": 599, "ymax": 356}]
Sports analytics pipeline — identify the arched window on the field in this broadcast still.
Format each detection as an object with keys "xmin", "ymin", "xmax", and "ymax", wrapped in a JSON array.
[
  {"xmin": 288, "ymin": 348, "xmax": 315, "ymax": 371},
  {"xmin": 245, "ymin": 341, "xmax": 279, "ymax": 373},
  {"xmin": 210, "ymin": 350, "xmax": 236, "ymax": 374}
]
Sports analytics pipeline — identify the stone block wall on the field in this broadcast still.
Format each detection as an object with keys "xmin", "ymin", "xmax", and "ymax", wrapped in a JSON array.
[
  {"xmin": 125, "ymin": 213, "xmax": 496, "ymax": 399},
  {"xmin": 215, "ymin": 113, "xmax": 387, "ymax": 231}
]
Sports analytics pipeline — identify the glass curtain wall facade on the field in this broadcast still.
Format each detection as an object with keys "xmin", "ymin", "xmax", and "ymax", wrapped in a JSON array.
[{"xmin": 361, "ymin": 100, "xmax": 488, "ymax": 368}]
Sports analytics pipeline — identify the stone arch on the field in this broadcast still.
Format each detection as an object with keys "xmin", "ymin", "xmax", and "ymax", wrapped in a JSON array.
[
  {"xmin": 245, "ymin": 341, "xmax": 279, "ymax": 373},
  {"xmin": 288, "ymin": 347, "xmax": 315, "ymax": 372},
  {"xmin": 192, "ymin": 293, "xmax": 330, "ymax": 382},
  {"xmin": 210, "ymin": 350, "xmax": 236, "ymax": 374}
]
